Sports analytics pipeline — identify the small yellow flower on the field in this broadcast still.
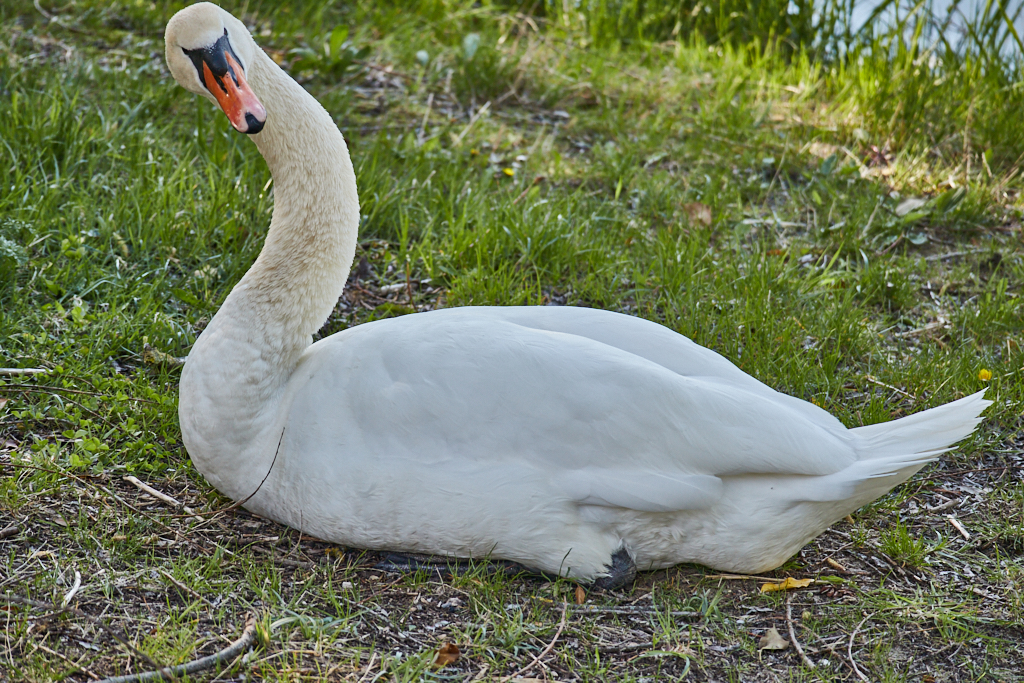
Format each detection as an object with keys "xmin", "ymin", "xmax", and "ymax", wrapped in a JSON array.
[
  {"xmin": 978, "ymin": 368, "xmax": 992, "ymax": 381},
  {"xmin": 503, "ymin": 167, "xmax": 515, "ymax": 176},
  {"xmin": 470, "ymin": 149, "xmax": 479, "ymax": 155}
]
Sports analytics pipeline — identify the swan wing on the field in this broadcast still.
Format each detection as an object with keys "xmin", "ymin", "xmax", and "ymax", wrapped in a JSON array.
[
  {"xmin": 284, "ymin": 307, "xmax": 857, "ymax": 513},
  {"xmin": 463, "ymin": 306, "xmax": 848, "ymax": 431}
]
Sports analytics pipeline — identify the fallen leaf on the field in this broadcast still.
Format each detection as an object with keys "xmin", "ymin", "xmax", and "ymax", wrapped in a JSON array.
[
  {"xmin": 683, "ymin": 202, "xmax": 712, "ymax": 227},
  {"xmin": 644, "ymin": 151, "xmax": 668, "ymax": 167},
  {"xmin": 759, "ymin": 577, "xmax": 814, "ymax": 593},
  {"xmin": 433, "ymin": 642, "xmax": 460, "ymax": 668},
  {"xmin": 574, "ymin": 585, "xmax": 586, "ymax": 604},
  {"xmin": 143, "ymin": 344, "xmax": 186, "ymax": 367},
  {"xmin": 807, "ymin": 141, "xmax": 838, "ymax": 159},
  {"xmin": 895, "ymin": 197, "xmax": 928, "ymax": 217},
  {"xmin": 757, "ymin": 627, "xmax": 789, "ymax": 651},
  {"xmin": 0, "ymin": 398, "xmax": 7, "ymax": 412}
]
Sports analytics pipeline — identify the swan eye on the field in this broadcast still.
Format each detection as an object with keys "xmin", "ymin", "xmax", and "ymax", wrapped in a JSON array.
[{"xmin": 182, "ymin": 30, "xmax": 240, "ymax": 90}]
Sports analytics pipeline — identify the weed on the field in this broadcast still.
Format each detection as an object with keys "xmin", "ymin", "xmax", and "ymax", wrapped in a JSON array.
[{"xmin": 880, "ymin": 518, "xmax": 935, "ymax": 567}]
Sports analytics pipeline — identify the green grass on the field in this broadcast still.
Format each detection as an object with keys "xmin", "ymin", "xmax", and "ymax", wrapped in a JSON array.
[{"xmin": 1, "ymin": 0, "xmax": 1023, "ymax": 680}]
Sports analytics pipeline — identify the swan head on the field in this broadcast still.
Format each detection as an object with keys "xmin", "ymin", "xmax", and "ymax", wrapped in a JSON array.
[{"xmin": 165, "ymin": 2, "xmax": 267, "ymax": 134}]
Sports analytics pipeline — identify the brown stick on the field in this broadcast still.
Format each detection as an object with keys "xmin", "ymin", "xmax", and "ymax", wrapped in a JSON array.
[
  {"xmin": 123, "ymin": 476, "xmax": 203, "ymax": 522},
  {"xmin": 0, "ymin": 384, "xmax": 156, "ymax": 404},
  {"xmin": 96, "ymin": 614, "xmax": 257, "ymax": 683},
  {"xmin": 571, "ymin": 605, "xmax": 700, "ymax": 618},
  {"xmin": 33, "ymin": 641, "xmax": 101, "ymax": 680},
  {"xmin": 501, "ymin": 601, "xmax": 567, "ymax": 682},
  {"xmin": 704, "ymin": 573, "xmax": 786, "ymax": 582},
  {"xmin": 848, "ymin": 614, "xmax": 872, "ymax": 682},
  {"xmin": 786, "ymin": 594, "xmax": 815, "ymax": 669},
  {"xmin": 0, "ymin": 368, "xmax": 48, "ymax": 376}
]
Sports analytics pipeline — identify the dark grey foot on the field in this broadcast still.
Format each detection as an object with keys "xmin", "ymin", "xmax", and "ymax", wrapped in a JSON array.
[
  {"xmin": 376, "ymin": 552, "xmax": 537, "ymax": 579},
  {"xmin": 591, "ymin": 547, "xmax": 637, "ymax": 591}
]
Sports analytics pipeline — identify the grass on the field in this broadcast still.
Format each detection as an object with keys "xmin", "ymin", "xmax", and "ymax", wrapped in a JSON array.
[{"xmin": 1, "ymin": 0, "xmax": 1023, "ymax": 680}]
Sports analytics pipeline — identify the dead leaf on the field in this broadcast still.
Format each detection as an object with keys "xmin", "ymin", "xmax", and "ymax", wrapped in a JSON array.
[
  {"xmin": 0, "ymin": 398, "xmax": 7, "ymax": 413},
  {"xmin": 807, "ymin": 141, "xmax": 837, "ymax": 159},
  {"xmin": 683, "ymin": 202, "xmax": 712, "ymax": 227},
  {"xmin": 757, "ymin": 627, "xmax": 789, "ymax": 651},
  {"xmin": 574, "ymin": 585, "xmax": 586, "ymax": 604},
  {"xmin": 895, "ymin": 197, "xmax": 928, "ymax": 217},
  {"xmin": 143, "ymin": 344, "xmax": 186, "ymax": 367},
  {"xmin": 760, "ymin": 577, "xmax": 814, "ymax": 593},
  {"xmin": 433, "ymin": 642, "xmax": 460, "ymax": 668}
]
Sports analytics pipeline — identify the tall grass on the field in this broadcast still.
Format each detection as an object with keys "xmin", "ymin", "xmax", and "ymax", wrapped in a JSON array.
[
  {"xmin": 829, "ymin": 1, "xmax": 1024, "ymax": 166},
  {"xmin": 385, "ymin": 0, "xmax": 1024, "ymax": 171},
  {"xmin": 538, "ymin": 0, "xmax": 851, "ymax": 53},
  {"xmin": 533, "ymin": 0, "xmax": 1024, "ymax": 59}
]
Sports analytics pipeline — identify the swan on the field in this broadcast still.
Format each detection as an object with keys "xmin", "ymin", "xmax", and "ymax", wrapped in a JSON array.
[{"xmin": 165, "ymin": 3, "xmax": 990, "ymax": 588}]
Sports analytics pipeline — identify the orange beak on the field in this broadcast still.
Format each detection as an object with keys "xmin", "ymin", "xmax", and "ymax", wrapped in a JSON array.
[
  {"xmin": 201, "ymin": 52, "xmax": 266, "ymax": 134},
  {"xmin": 184, "ymin": 32, "xmax": 266, "ymax": 135}
]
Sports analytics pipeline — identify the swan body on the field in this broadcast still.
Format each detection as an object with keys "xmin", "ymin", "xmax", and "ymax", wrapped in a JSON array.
[{"xmin": 166, "ymin": 4, "xmax": 990, "ymax": 582}]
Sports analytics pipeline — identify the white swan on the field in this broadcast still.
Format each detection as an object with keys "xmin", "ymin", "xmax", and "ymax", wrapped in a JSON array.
[{"xmin": 165, "ymin": 3, "xmax": 990, "ymax": 586}]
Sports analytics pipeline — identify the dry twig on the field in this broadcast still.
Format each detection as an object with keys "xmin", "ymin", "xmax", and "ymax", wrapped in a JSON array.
[
  {"xmin": 785, "ymin": 594, "xmax": 815, "ymax": 669},
  {"xmin": 501, "ymin": 601, "xmax": 568, "ymax": 682},
  {"xmin": 158, "ymin": 569, "xmax": 213, "ymax": 606},
  {"xmin": 848, "ymin": 614, "xmax": 872, "ymax": 682},
  {"xmin": 0, "ymin": 384, "xmax": 156, "ymax": 404},
  {"xmin": 572, "ymin": 604, "xmax": 701, "ymax": 618},
  {"xmin": 947, "ymin": 515, "xmax": 972, "ymax": 540},
  {"xmin": 705, "ymin": 573, "xmax": 786, "ymax": 582},
  {"xmin": 61, "ymin": 569, "xmax": 82, "ymax": 606},
  {"xmin": 0, "ymin": 368, "xmax": 48, "ymax": 376},
  {"xmin": 863, "ymin": 374, "xmax": 914, "ymax": 401},
  {"xmin": 32, "ymin": 641, "xmax": 100, "ymax": 680},
  {"xmin": 123, "ymin": 475, "xmax": 203, "ymax": 522},
  {"xmin": 356, "ymin": 652, "xmax": 379, "ymax": 683},
  {"xmin": 96, "ymin": 614, "xmax": 257, "ymax": 683}
]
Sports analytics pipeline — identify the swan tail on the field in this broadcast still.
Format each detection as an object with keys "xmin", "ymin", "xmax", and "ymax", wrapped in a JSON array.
[
  {"xmin": 798, "ymin": 390, "xmax": 990, "ymax": 504},
  {"xmin": 849, "ymin": 389, "xmax": 990, "ymax": 458}
]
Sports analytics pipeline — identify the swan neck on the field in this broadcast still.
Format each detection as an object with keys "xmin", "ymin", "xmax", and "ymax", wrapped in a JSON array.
[{"xmin": 227, "ymin": 47, "xmax": 359, "ymax": 361}]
